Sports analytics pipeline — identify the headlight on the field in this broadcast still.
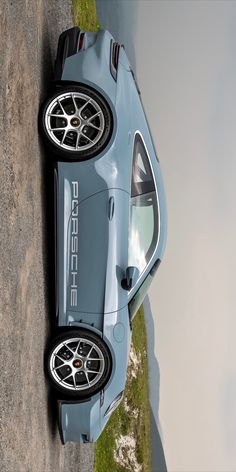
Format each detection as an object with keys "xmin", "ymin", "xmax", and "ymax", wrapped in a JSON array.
[{"xmin": 105, "ymin": 391, "xmax": 124, "ymax": 416}]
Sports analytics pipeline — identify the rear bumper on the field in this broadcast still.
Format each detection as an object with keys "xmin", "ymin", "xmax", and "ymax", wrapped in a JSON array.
[{"xmin": 54, "ymin": 27, "xmax": 81, "ymax": 80}]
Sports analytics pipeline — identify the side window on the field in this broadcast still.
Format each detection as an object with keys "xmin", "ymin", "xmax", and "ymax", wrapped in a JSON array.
[
  {"xmin": 128, "ymin": 272, "xmax": 152, "ymax": 320},
  {"xmin": 131, "ymin": 135, "xmax": 155, "ymax": 197},
  {"xmin": 128, "ymin": 260, "xmax": 160, "ymax": 320},
  {"xmin": 128, "ymin": 134, "xmax": 159, "ymax": 277}
]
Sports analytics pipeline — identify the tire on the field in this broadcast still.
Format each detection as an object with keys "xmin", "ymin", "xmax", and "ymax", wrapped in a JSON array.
[
  {"xmin": 45, "ymin": 329, "xmax": 112, "ymax": 399},
  {"xmin": 39, "ymin": 85, "xmax": 113, "ymax": 161}
]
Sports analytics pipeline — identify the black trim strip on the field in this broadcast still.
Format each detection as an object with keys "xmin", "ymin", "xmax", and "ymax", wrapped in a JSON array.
[
  {"xmin": 54, "ymin": 27, "xmax": 81, "ymax": 81},
  {"xmin": 110, "ymin": 40, "xmax": 120, "ymax": 81}
]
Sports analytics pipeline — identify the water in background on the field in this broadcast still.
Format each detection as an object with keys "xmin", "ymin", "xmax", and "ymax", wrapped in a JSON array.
[
  {"xmin": 144, "ymin": 297, "xmax": 167, "ymax": 472},
  {"xmin": 96, "ymin": 0, "xmax": 137, "ymax": 70}
]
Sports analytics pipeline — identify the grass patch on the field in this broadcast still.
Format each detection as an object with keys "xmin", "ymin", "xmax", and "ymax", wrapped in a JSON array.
[
  {"xmin": 94, "ymin": 306, "xmax": 151, "ymax": 472},
  {"xmin": 72, "ymin": 0, "xmax": 100, "ymax": 31}
]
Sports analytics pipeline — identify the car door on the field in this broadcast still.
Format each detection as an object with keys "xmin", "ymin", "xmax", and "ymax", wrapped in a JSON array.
[
  {"xmin": 56, "ymin": 182, "xmax": 130, "ymax": 323},
  {"xmin": 68, "ymin": 188, "xmax": 130, "ymax": 316}
]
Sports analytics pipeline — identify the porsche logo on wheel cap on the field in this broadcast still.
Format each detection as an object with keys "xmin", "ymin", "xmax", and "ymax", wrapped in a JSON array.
[
  {"xmin": 71, "ymin": 117, "xmax": 80, "ymax": 127},
  {"xmin": 73, "ymin": 359, "xmax": 82, "ymax": 368}
]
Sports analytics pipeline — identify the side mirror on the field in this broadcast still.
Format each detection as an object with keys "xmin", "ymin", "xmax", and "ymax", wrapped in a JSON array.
[{"xmin": 121, "ymin": 266, "xmax": 139, "ymax": 291}]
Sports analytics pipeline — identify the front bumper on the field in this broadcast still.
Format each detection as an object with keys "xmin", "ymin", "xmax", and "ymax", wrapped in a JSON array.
[{"xmin": 58, "ymin": 395, "xmax": 102, "ymax": 444}]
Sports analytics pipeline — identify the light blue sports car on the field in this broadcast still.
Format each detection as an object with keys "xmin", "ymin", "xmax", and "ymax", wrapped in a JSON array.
[{"xmin": 39, "ymin": 27, "xmax": 167, "ymax": 444}]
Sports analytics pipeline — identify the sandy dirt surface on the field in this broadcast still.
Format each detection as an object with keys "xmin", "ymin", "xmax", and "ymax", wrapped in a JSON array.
[{"xmin": 0, "ymin": 1, "xmax": 93, "ymax": 471}]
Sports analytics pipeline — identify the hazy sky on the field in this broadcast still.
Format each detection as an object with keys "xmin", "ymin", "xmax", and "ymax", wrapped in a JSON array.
[
  {"xmin": 97, "ymin": 0, "xmax": 236, "ymax": 469},
  {"xmin": 133, "ymin": 1, "xmax": 236, "ymax": 470}
]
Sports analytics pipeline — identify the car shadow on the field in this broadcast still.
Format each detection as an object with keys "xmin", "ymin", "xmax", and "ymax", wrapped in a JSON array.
[
  {"xmin": 38, "ymin": 15, "xmax": 60, "ymax": 440},
  {"xmin": 46, "ymin": 385, "xmax": 59, "ymax": 439}
]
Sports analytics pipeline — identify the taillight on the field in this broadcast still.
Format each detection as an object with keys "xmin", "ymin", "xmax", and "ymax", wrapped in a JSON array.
[{"xmin": 78, "ymin": 32, "xmax": 85, "ymax": 51}]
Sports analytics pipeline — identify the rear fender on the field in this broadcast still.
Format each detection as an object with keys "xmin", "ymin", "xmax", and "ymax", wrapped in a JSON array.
[{"xmin": 61, "ymin": 29, "xmax": 117, "ymax": 106}]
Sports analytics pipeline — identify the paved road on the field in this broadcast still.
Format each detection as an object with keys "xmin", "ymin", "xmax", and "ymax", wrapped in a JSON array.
[{"xmin": 0, "ymin": 1, "xmax": 93, "ymax": 471}]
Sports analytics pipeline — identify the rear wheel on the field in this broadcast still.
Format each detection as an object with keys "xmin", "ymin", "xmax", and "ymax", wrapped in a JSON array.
[
  {"xmin": 39, "ymin": 85, "xmax": 113, "ymax": 161},
  {"xmin": 46, "ymin": 329, "xmax": 112, "ymax": 398}
]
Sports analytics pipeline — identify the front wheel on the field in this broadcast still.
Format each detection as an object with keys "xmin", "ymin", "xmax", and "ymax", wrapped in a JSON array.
[
  {"xmin": 46, "ymin": 329, "xmax": 112, "ymax": 399},
  {"xmin": 39, "ymin": 85, "xmax": 113, "ymax": 161}
]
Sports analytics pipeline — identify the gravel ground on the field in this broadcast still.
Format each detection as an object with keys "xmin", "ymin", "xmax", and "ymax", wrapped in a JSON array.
[{"xmin": 0, "ymin": 1, "xmax": 94, "ymax": 471}]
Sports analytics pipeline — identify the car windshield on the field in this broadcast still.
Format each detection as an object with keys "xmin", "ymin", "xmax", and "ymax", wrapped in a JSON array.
[{"xmin": 128, "ymin": 191, "xmax": 158, "ymax": 273}]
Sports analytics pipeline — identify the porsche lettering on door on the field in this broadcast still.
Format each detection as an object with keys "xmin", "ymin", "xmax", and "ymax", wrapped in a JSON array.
[{"xmin": 70, "ymin": 181, "xmax": 79, "ymax": 307}]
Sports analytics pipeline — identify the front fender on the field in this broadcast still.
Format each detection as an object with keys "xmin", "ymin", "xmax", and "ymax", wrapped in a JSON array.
[{"xmin": 58, "ymin": 307, "xmax": 131, "ymax": 444}]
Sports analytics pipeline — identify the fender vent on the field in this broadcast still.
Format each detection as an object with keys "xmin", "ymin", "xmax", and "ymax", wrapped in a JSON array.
[{"xmin": 110, "ymin": 40, "xmax": 120, "ymax": 81}]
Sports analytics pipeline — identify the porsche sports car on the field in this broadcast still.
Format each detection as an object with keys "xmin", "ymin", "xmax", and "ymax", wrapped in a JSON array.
[{"xmin": 39, "ymin": 27, "xmax": 167, "ymax": 444}]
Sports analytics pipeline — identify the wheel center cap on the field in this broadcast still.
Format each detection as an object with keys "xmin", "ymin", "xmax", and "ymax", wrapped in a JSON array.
[
  {"xmin": 71, "ymin": 117, "xmax": 80, "ymax": 127},
  {"xmin": 73, "ymin": 359, "xmax": 82, "ymax": 369}
]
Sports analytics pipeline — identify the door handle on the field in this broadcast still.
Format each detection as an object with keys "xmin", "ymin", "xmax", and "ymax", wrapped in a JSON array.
[{"xmin": 108, "ymin": 196, "xmax": 115, "ymax": 220}]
